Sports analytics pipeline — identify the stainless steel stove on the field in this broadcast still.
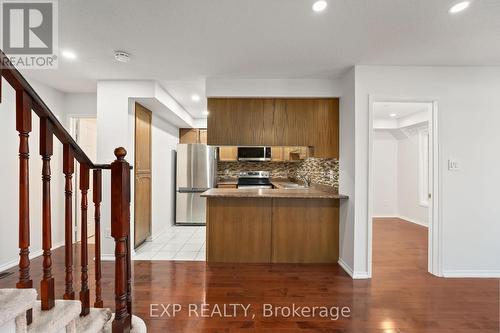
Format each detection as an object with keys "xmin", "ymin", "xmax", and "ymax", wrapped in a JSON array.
[{"xmin": 237, "ymin": 171, "xmax": 273, "ymax": 189}]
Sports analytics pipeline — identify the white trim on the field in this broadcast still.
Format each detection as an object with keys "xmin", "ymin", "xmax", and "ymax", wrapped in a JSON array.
[
  {"xmin": 0, "ymin": 241, "xmax": 65, "ymax": 272},
  {"xmin": 100, "ymin": 254, "xmax": 116, "ymax": 262},
  {"xmin": 368, "ymin": 96, "xmax": 442, "ymax": 278},
  {"xmin": 442, "ymin": 270, "xmax": 500, "ymax": 278},
  {"xmin": 338, "ymin": 258, "xmax": 354, "ymax": 277},
  {"xmin": 338, "ymin": 258, "xmax": 370, "ymax": 280}
]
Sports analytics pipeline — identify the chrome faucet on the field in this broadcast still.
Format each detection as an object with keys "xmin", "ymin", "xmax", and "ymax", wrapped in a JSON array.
[{"xmin": 299, "ymin": 173, "xmax": 312, "ymax": 188}]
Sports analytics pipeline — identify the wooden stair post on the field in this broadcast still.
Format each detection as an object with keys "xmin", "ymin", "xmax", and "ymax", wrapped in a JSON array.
[
  {"xmin": 93, "ymin": 169, "xmax": 103, "ymax": 308},
  {"xmin": 40, "ymin": 117, "xmax": 55, "ymax": 310},
  {"xmin": 111, "ymin": 147, "xmax": 131, "ymax": 333},
  {"xmin": 63, "ymin": 144, "xmax": 75, "ymax": 300},
  {"xmin": 15, "ymin": 90, "xmax": 33, "ymax": 324},
  {"xmin": 80, "ymin": 164, "xmax": 90, "ymax": 316}
]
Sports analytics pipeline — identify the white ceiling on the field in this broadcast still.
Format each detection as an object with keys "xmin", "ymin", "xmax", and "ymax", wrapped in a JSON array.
[
  {"xmin": 373, "ymin": 102, "xmax": 430, "ymax": 120},
  {"xmin": 20, "ymin": 0, "xmax": 500, "ymax": 119}
]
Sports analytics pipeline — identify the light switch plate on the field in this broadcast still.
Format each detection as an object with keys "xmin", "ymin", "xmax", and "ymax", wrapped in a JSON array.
[{"xmin": 448, "ymin": 159, "xmax": 460, "ymax": 171}]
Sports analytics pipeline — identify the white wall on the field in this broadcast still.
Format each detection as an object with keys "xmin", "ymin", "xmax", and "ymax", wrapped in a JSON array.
[
  {"xmin": 354, "ymin": 66, "xmax": 500, "ymax": 277},
  {"xmin": 96, "ymin": 81, "xmax": 182, "ymax": 258},
  {"xmin": 338, "ymin": 68, "xmax": 357, "ymax": 276},
  {"xmin": 0, "ymin": 78, "xmax": 66, "ymax": 271},
  {"xmin": 206, "ymin": 78, "xmax": 343, "ymax": 97},
  {"xmin": 372, "ymin": 129, "xmax": 428, "ymax": 225},
  {"xmin": 151, "ymin": 114, "xmax": 179, "ymax": 237},
  {"xmin": 372, "ymin": 131, "xmax": 398, "ymax": 217},
  {"xmin": 397, "ymin": 129, "xmax": 428, "ymax": 225},
  {"xmin": 63, "ymin": 93, "xmax": 97, "ymax": 127}
]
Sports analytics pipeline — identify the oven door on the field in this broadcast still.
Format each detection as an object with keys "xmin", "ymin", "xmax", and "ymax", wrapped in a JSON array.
[{"xmin": 237, "ymin": 147, "xmax": 271, "ymax": 161}]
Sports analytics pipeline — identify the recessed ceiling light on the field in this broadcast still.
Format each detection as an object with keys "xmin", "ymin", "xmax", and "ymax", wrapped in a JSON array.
[
  {"xmin": 449, "ymin": 1, "xmax": 470, "ymax": 14},
  {"xmin": 312, "ymin": 0, "xmax": 327, "ymax": 12},
  {"xmin": 114, "ymin": 51, "xmax": 131, "ymax": 63},
  {"xmin": 61, "ymin": 50, "xmax": 77, "ymax": 60},
  {"xmin": 390, "ymin": 113, "xmax": 397, "ymax": 118},
  {"xmin": 203, "ymin": 110, "xmax": 209, "ymax": 116},
  {"xmin": 191, "ymin": 94, "xmax": 201, "ymax": 102}
]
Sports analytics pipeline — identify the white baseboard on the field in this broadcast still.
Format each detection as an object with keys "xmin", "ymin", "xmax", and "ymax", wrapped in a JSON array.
[
  {"xmin": 398, "ymin": 215, "xmax": 428, "ymax": 227},
  {"xmin": 337, "ymin": 258, "xmax": 371, "ymax": 280},
  {"xmin": 442, "ymin": 270, "xmax": 500, "ymax": 278},
  {"xmin": 337, "ymin": 258, "xmax": 353, "ymax": 277},
  {"xmin": 0, "ymin": 241, "xmax": 65, "ymax": 272},
  {"xmin": 373, "ymin": 215, "xmax": 428, "ymax": 228},
  {"xmin": 101, "ymin": 254, "xmax": 116, "ymax": 262}
]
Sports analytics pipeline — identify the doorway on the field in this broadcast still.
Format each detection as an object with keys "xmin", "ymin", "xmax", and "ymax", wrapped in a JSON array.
[
  {"xmin": 368, "ymin": 98, "xmax": 440, "ymax": 277},
  {"xmin": 134, "ymin": 103, "xmax": 152, "ymax": 248},
  {"xmin": 71, "ymin": 116, "xmax": 97, "ymax": 244}
]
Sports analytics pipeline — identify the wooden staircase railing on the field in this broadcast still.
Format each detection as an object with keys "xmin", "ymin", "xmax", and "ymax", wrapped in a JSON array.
[{"xmin": 1, "ymin": 50, "xmax": 133, "ymax": 332}]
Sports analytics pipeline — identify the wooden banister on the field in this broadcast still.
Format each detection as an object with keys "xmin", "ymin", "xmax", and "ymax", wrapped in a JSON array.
[
  {"xmin": 111, "ymin": 147, "xmax": 131, "ymax": 333},
  {"xmin": 1, "ymin": 50, "xmax": 107, "ymax": 170},
  {"xmin": 3, "ymin": 49, "xmax": 134, "ymax": 332}
]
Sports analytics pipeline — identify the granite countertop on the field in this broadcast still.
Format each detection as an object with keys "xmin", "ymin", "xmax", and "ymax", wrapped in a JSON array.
[{"xmin": 203, "ymin": 180, "xmax": 348, "ymax": 199}]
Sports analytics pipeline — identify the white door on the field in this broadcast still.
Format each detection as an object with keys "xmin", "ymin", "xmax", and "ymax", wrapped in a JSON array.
[{"xmin": 74, "ymin": 118, "xmax": 98, "ymax": 243}]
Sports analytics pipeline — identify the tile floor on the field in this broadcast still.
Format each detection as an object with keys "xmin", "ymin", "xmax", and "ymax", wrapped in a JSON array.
[{"xmin": 133, "ymin": 225, "xmax": 206, "ymax": 261}]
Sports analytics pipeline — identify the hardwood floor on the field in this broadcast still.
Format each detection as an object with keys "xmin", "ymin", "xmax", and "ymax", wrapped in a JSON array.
[{"xmin": 1, "ymin": 218, "xmax": 498, "ymax": 332}]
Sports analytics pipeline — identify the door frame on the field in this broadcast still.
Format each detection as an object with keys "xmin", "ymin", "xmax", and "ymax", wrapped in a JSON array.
[
  {"xmin": 134, "ymin": 102, "xmax": 152, "ymax": 248},
  {"xmin": 367, "ymin": 95, "xmax": 442, "ymax": 277},
  {"xmin": 69, "ymin": 115, "xmax": 98, "ymax": 243}
]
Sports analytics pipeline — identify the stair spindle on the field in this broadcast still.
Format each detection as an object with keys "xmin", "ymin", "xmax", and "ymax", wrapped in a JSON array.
[
  {"xmin": 111, "ymin": 147, "xmax": 131, "ymax": 333},
  {"xmin": 15, "ymin": 90, "xmax": 33, "ymax": 324},
  {"xmin": 93, "ymin": 169, "xmax": 103, "ymax": 308},
  {"xmin": 63, "ymin": 144, "xmax": 75, "ymax": 300},
  {"xmin": 40, "ymin": 117, "xmax": 55, "ymax": 311},
  {"xmin": 80, "ymin": 164, "xmax": 90, "ymax": 316},
  {"xmin": 126, "ymin": 235, "xmax": 132, "ymax": 328}
]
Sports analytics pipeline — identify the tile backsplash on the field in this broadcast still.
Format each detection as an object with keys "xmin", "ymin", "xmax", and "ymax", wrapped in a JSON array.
[{"xmin": 218, "ymin": 158, "xmax": 339, "ymax": 190}]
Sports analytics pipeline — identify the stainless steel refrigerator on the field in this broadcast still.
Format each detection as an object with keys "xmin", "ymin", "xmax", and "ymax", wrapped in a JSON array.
[{"xmin": 175, "ymin": 144, "xmax": 217, "ymax": 225}]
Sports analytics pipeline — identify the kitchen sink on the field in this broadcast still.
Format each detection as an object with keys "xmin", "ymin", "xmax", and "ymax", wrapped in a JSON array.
[{"xmin": 280, "ymin": 183, "xmax": 308, "ymax": 189}]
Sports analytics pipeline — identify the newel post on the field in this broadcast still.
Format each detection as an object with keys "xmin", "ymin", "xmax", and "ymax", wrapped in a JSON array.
[{"xmin": 111, "ymin": 147, "xmax": 131, "ymax": 333}]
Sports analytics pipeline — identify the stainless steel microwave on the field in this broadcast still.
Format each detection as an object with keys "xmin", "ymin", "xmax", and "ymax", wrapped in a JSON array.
[{"xmin": 237, "ymin": 147, "xmax": 272, "ymax": 161}]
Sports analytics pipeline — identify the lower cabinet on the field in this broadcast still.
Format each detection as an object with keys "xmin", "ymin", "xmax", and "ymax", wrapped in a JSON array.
[
  {"xmin": 207, "ymin": 198, "xmax": 272, "ymax": 263},
  {"xmin": 206, "ymin": 197, "xmax": 339, "ymax": 263}
]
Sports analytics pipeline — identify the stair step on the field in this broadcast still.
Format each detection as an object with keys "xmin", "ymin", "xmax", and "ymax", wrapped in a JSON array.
[
  {"xmin": 103, "ymin": 314, "xmax": 147, "ymax": 333},
  {"xmin": 75, "ymin": 307, "xmax": 112, "ymax": 333},
  {"xmin": 0, "ymin": 289, "xmax": 37, "ymax": 328},
  {"xmin": 28, "ymin": 300, "xmax": 81, "ymax": 333}
]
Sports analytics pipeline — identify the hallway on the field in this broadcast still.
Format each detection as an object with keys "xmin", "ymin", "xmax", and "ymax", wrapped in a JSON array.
[{"xmin": 1, "ymin": 218, "xmax": 497, "ymax": 332}]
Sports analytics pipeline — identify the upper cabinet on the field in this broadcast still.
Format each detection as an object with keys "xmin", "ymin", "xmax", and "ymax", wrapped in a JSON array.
[
  {"xmin": 207, "ymin": 98, "xmax": 339, "ymax": 158},
  {"xmin": 179, "ymin": 128, "xmax": 207, "ymax": 144}
]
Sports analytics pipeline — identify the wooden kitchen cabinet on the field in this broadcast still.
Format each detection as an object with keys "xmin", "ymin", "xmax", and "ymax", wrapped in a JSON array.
[
  {"xmin": 283, "ymin": 146, "xmax": 309, "ymax": 161},
  {"xmin": 198, "ymin": 129, "xmax": 207, "ymax": 144},
  {"xmin": 218, "ymin": 146, "xmax": 238, "ymax": 161},
  {"xmin": 207, "ymin": 98, "xmax": 339, "ymax": 158},
  {"xmin": 179, "ymin": 128, "xmax": 208, "ymax": 144},
  {"xmin": 207, "ymin": 98, "xmax": 275, "ymax": 146},
  {"xmin": 271, "ymin": 147, "xmax": 284, "ymax": 161}
]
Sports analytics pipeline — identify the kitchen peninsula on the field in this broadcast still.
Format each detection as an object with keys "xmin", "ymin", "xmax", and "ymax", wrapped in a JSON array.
[
  {"xmin": 201, "ymin": 186, "xmax": 347, "ymax": 263},
  {"xmin": 202, "ymin": 97, "xmax": 346, "ymax": 264}
]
